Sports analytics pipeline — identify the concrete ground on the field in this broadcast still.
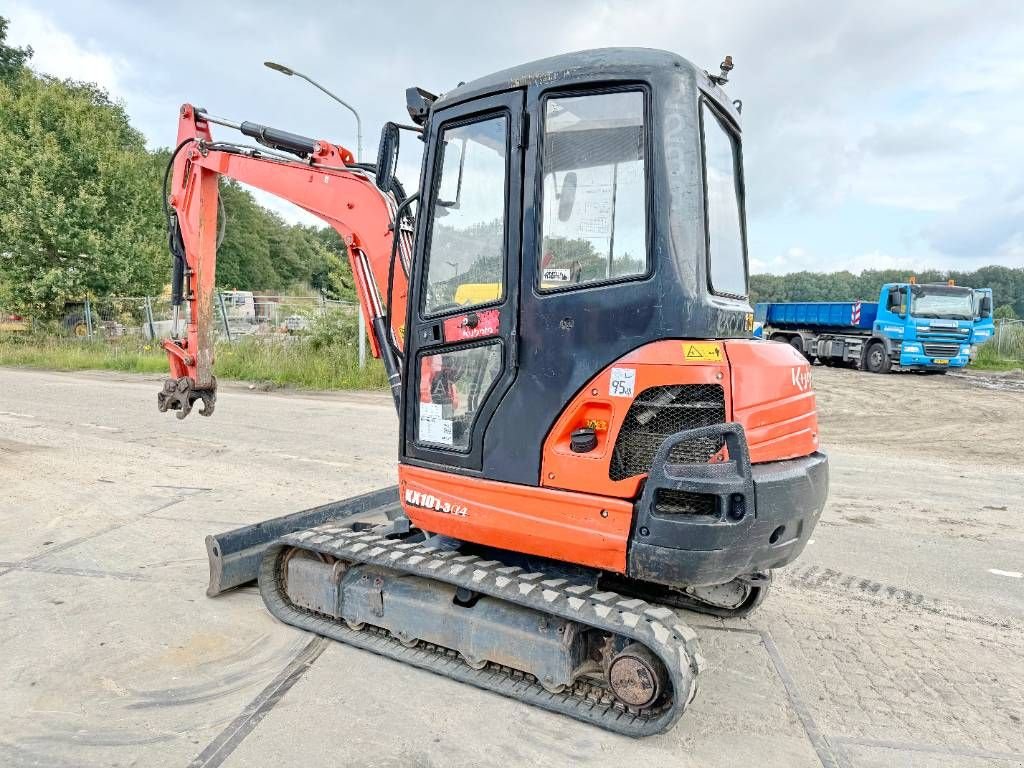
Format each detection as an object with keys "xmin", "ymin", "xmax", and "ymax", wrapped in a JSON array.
[{"xmin": 1, "ymin": 366, "xmax": 1022, "ymax": 768}]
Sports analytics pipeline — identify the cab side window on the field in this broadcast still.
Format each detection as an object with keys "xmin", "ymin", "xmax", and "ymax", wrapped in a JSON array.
[
  {"xmin": 538, "ymin": 90, "xmax": 647, "ymax": 291},
  {"xmin": 702, "ymin": 104, "xmax": 747, "ymax": 298}
]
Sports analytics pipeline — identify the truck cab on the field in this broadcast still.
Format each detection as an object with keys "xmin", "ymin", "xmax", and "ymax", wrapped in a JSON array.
[{"xmin": 875, "ymin": 282, "xmax": 978, "ymax": 371}]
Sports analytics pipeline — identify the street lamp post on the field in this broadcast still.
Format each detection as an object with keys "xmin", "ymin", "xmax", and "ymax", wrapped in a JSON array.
[{"xmin": 265, "ymin": 60, "xmax": 367, "ymax": 367}]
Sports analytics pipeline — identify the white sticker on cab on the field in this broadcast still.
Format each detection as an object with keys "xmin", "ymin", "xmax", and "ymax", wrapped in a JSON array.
[
  {"xmin": 542, "ymin": 268, "xmax": 572, "ymax": 283},
  {"xmin": 609, "ymin": 367, "xmax": 636, "ymax": 398},
  {"xmin": 419, "ymin": 402, "xmax": 453, "ymax": 445}
]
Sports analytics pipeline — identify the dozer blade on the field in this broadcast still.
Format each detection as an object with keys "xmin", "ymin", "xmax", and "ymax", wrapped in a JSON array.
[
  {"xmin": 205, "ymin": 486, "xmax": 400, "ymax": 596},
  {"xmin": 258, "ymin": 523, "xmax": 704, "ymax": 737}
]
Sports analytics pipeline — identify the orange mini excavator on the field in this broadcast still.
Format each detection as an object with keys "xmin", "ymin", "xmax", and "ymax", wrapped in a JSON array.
[{"xmin": 162, "ymin": 49, "xmax": 828, "ymax": 736}]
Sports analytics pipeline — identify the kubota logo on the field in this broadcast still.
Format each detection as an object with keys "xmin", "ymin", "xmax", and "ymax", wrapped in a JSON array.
[
  {"xmin": 404, "ymin": 488, "xmax": 469, "ymax": 517},
  {"xmin": 791, "ymin": 366, "xmax": 812, "ymax": 392}
]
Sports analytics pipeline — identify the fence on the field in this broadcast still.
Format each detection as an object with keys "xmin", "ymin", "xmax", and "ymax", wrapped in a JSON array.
[
  {"xmin": 3, "ymin": 292, "xmax": 366, "ymax": 364},
  {"xmin": 991, "ymin": 318, "xmax": 1024, "ymax": 361}
]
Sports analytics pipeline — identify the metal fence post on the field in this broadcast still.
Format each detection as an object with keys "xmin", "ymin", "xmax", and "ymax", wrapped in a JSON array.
[
  {"xmin": 84, "ymin": 298, "xmax": 94, "ymax": 337},
  {"xmin": 144, "ymin": 296, "xmax": 156, "ymax": 341},
  {"xmin": 217, "ymin": 291, "xmax": 233, "ymax": 342}
]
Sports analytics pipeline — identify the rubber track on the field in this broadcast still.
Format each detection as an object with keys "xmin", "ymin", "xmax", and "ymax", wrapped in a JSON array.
[
  {"xmin": 258, "ymin": 523, "xmax": 704, "ymax": 737},
  {"xmin": 615, "ymin": 572, "xmax": 774, "ymax": 619}
]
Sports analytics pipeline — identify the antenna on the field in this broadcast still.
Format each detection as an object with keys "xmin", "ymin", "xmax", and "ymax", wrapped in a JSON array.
[{"xmin": 708, "ymin": 55, "xmax": 734, "ymax": 86}]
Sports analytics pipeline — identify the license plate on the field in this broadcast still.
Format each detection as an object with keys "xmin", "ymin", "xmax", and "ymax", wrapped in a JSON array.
[{"xmin": 933, "ymin": 359, "xmax": 949, "ymax": 365}]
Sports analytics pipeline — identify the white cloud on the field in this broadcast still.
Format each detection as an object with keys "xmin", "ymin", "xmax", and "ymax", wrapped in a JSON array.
[
  {"xmin": 3, "ymin": 2, "xmax": 126, "ymax": 96},
  {"xmin": 752, "ymin": 246, "xmax": 936, "ymax": 276},
  {"xmin": 5, "ymin": 0, "xmax": 1024, "ymax": 272}
]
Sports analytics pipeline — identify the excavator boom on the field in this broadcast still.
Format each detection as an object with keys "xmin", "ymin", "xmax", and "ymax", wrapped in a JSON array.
[{"xmin": 157, "ymin": 103, "xmax": 409, "ymax": 417}]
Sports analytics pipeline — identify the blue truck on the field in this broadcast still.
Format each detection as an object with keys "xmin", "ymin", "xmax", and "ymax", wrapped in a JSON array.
[{"xmin": 755, "ymin": 282, "xmax": 994, "ymax": 373}]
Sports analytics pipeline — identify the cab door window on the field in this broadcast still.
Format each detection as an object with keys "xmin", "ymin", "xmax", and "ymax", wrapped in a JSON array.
[
  {"xmin": 423, "ymin": 115, "xmax": 509, "ymax": 316},
  {"xmin": 538, "ymin": 90, "xmax": 647, "ymax": 291}
]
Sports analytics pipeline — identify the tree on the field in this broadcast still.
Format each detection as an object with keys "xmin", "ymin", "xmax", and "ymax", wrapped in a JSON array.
[
  {"xmin": 308, "ymin": 226, "xmax": 353, "ymax": 301},
  {"xmin": 0, "ymin": 14, "xmax": 368, "ymax": 314},
  {"xmin": 751, "ymin": 267, "xmax": 1024, "ymax": 317},
  {"xmin": 213, "ymin": 181, "xmax": 354, "ymax": 297},
  {"xmin": 0, "ymin": 74, "xmax": 166, "ymax": 316},
  {"xmin": 0, "ymin": 16, "xmax": 32, "ymax": 83},
  {"xmin": 994, "ymin": 305, "xmax": 1017, "ymax": 320}
]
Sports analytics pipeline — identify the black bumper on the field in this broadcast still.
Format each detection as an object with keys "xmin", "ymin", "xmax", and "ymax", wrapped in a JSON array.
[{"xmin": 626, "ymin": 423, "xmax": 829, "ymax": 588}]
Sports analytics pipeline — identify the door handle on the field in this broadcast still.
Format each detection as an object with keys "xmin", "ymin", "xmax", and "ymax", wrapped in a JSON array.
[{"xmin": 419, "ymin": 323, "xmax": 443, "ymax": 345}]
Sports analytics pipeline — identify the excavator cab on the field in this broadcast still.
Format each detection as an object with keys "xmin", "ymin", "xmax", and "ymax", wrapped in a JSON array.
[
  {"xmin": 380, "ymin": 50, "xmax": 826, "ymax": 590},
  {"xmin": 164, "ymin": 48, "xmax": 829, "ymax": 736}
]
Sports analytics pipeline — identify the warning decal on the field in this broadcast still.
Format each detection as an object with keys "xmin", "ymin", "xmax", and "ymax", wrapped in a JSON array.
[{"xmin": 682, "ymin": 342, "xmax": 723, "ymax": 362}]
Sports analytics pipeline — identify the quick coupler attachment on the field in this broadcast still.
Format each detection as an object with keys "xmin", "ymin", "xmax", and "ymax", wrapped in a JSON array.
[{"xmin": 157, "ymin": 376, "xmax": 216, "ymax": 419}]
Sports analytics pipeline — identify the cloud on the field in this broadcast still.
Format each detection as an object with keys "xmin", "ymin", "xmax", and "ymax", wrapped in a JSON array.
[
  {"xmin": 6, "ymin": 0, "xmax": 1024, "ymax": 273},
  {"xmin": 751, "ymin": 246, "xmax": 932, "ymax": 276},
  {"xmin": 3, "ymin": 2, "xmax": 126, "ymax": 96},
  {"xmin": 923, "ymin": 185, "xmax": 1024, "ymax": 265}
]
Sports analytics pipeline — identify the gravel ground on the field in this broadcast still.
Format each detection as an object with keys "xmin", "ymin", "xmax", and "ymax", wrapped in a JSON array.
[{"xmin": 0, "ymin": 366, "xmax": 1021, "ymax": 768}]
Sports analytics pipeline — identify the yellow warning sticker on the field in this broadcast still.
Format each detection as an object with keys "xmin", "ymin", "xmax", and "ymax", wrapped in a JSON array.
[{"xmin": 682, "ymin": 342, "xmax": 723, "ymax": 362}]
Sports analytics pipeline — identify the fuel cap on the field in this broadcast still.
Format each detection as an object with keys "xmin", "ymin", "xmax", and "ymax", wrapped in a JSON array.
[{"xmin": 570, "ymin": 427, "xmax": 598, "ymax": 453}]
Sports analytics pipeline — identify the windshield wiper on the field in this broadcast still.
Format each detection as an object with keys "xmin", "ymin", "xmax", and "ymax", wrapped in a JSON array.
[{"xmin": 915, "ymin": 313, "xmax": 970, "ymax": 321}]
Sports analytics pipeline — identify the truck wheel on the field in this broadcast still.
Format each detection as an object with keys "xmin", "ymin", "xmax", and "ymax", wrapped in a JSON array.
[
  {"xmin": 865, "ymin": 342, "xmax": 891, "ymax": 374},
  {"xmin": 787, "ymin": 336, "xmax": 808, "ymax": 359}
]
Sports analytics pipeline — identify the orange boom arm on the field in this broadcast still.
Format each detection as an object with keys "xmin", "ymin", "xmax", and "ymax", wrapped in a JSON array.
[{"xmin": 157, "ymin": 103, "xmax": 410, "ymax": 418}]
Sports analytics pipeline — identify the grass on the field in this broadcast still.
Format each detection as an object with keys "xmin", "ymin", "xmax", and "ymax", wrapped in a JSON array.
[
  {"xmin": 969, "ymin": 335, "xmax": 1024, "ymax": 372},
  {"xmin": 969, "ymin": 351, "xmax": 1024, "ymax": 372},
  {"xmin": 0, "ymin": 333, "xmax": 388, "ymax": 390}
]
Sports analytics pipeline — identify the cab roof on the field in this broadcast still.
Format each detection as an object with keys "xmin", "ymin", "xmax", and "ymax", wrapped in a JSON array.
[{"xmin": 432, "ymin": 47, "xmax": 728, "ymax": 112}]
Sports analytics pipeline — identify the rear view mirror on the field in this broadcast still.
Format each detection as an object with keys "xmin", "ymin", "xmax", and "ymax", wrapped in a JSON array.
[
  {"xmin": 375, "ymin": 122, "xmax": 400, "ymax": 194},
  {"xmin": 886, "ymin": 289, "xmax": 903, "ymax": 312},
  {"xmin": 558, "ymin": 172, "xmax": 577, "ymax": 222},
  {"xmin": 980, "ymin": 295, "xmax": 992, "ymax": 318}
]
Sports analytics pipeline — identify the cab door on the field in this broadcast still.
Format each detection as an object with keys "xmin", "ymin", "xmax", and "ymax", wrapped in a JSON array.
[{"xmin": 401, "ymin": 91, "xmax": 525, "ymax": 472}]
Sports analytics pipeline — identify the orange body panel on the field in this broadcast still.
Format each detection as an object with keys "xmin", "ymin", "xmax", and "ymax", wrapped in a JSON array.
[
  {"xmin": 541, "ymin": 339, "xmax": 819, "ymax": 498},
  {"xmin": 541, "ymin": 340, "xmax": 732, "ymax": 499},
  {"xmin": 724, "ymin": 340, "xmax": 819, "ymax": 463},
  {"xmin": 398, "ymin": 465, "xmax": 633, "ymax": 572}
]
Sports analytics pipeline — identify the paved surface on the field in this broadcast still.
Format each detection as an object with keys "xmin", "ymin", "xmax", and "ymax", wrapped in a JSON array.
[{"xmin": 0, "ymin": 366, "xmax": 1022, "ymax": 767}]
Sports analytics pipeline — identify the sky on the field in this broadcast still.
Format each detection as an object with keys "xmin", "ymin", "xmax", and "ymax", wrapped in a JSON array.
[{"xmin": 3, "ymin": 0, "xmax": 1023, "ymax": 276}]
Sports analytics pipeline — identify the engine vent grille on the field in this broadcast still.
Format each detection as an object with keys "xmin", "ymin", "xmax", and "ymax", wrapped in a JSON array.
[{"xmin": 609, "ymin": 384, "xmax": 726, "ymax": 481}]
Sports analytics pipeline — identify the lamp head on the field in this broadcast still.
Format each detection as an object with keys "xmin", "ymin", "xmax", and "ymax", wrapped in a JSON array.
[{"xmin": 264, "ymin": 61, "xmax": 294, "ymax": 76}]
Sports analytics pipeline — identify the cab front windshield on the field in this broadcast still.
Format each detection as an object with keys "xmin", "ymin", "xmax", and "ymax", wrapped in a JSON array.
[{"xmin": 910, "ymin": 286, "xmax": 974, "ymax": 320}]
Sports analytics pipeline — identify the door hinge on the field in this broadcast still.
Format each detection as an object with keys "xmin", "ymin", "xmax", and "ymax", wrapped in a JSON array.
[
  {"xmin": 509, "ymin": 330, "xmax": 519, "ymax": 369},
  {"xmin": 513, "ymin": 115, "xmax": 528, "ymax": 149}
]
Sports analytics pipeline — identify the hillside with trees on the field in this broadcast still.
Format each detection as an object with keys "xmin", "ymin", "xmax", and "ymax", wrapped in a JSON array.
[
  {"xmin": 0, "ymin": 16, "xmax": 1019, "ymax": 322},
  {"xmin": 0, "ymin": 16, "xmax": 353, "ymax": 319}
]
